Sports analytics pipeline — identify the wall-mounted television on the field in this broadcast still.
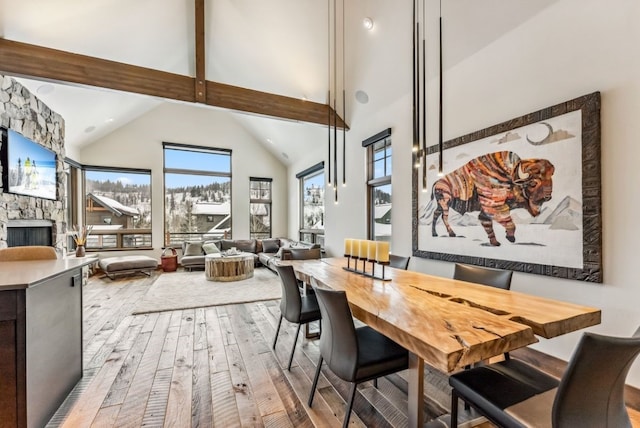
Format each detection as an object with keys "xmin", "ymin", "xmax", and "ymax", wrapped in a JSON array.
[{"xmin": 1, "ymin": 127, "xmax": 57, "ymax": 200}]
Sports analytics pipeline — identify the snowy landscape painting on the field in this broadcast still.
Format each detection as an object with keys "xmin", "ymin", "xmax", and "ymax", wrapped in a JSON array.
[{"xmin": 413, "ymin": 92, "xmax": 602, "ymax": 282}]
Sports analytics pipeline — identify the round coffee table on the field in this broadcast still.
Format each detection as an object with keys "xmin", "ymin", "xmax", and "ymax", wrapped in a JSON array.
[{"xmin": 204, "ymin": 253, "xmax": 255, "ymax": 282}]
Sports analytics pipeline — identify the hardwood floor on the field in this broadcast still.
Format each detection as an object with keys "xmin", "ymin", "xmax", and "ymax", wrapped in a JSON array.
[{"xmin": 45, "ymin": 269, "xmax": 480, "ymax": 428}]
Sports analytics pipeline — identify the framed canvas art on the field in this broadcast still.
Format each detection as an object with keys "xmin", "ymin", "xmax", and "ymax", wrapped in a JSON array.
[{"xmin": 412, "ymin": 92, "xmax": 602, "ymax": 282}]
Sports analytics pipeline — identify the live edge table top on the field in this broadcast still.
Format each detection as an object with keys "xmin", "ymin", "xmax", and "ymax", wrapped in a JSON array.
[{"xmin": 282, "ymin": 257, "xmax": 601, "ymax": 373}]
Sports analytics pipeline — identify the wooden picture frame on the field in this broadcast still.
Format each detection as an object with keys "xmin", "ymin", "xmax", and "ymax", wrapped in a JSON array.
[{"xmin": 412, "ymin": 92, "xmax": 602, "ymax": 283}]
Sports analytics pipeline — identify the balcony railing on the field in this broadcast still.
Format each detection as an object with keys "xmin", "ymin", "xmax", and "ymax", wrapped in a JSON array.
[{"xmin": 85, "ymin": 228, "xmax": 152, "ymax": 250}]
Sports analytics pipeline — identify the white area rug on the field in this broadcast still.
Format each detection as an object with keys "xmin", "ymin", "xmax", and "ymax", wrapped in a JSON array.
[{"xmin": 132, "ymin": 268, "xmax": 281, "ymax": 314}]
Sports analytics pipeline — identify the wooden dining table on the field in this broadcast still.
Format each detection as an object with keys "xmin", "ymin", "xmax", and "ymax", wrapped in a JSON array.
[{"xmin": 279, "ymin": 257, "xmax": 601, "ymax": 427}]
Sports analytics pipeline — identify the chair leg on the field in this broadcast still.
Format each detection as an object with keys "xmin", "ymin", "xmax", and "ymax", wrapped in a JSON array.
[
  {"xmin": 308, "ymin": 356, "xmax": 323, "ymax": 407},
  {"xmin": 343, "ymin": 382, "xmax": 357, "ymax": 428},
  {"xmin": 373, "ymin": 378, "xmax": 378, "ymax": 389},
  {"xmin": 272, "ymin": 315, "xmax": 283, "ymax": 350},
  {"xmin": 287, "ymin": 323, "xmax": 302, "ymax": 370},
  {"xmin": 451, "ymin": 389, "xmax": 459, "ymax": 427}
]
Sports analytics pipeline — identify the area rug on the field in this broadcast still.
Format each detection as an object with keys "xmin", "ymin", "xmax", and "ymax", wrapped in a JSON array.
[{"xmin": 132, "ymin": 268, "xmax": 281, "ymax": 314}]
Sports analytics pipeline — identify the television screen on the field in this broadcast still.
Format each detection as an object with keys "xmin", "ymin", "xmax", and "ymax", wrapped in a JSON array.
[{"xmin": 2, "ymin": 128, "xmax": 57, "ymax": 200}]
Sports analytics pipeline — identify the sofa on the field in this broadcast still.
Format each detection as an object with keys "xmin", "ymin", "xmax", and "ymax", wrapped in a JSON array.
[{"xmin": 180, "ymin": 238, "xmax": 321, "ymax": 272}]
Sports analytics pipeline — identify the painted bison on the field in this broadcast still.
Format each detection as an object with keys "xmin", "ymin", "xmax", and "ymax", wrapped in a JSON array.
[{"xmin": 431, "ymin": 151, "xmax": 554, "ymax": 246}]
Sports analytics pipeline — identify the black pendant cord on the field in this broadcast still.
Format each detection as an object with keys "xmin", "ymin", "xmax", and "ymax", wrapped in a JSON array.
[
  {"xmin": 327, "ymin": 0, "xmax": 331, "ymax": 186},
  {"xmin": 438, "ymin": 12, "xmax": 444, "ymax": 175},
  {"xmin": 422, "ymin": 16, "xmax": 427, "ymax": 189},
  {"xmin": 412, "ymin": 0, "xmax": 418, "ymax": 155},
  {"xmin": 333, "ymin": 0, "xmax": 338, "ymax": 202},
  {"xmin": 342, "ymin": 0, "xmax": 346, "ymax": 187}
]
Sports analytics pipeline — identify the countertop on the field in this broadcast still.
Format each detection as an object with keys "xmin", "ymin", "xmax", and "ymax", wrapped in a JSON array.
[{"xmin": 0, "ymin": 256, "xmax": 98, "ymax": 290}]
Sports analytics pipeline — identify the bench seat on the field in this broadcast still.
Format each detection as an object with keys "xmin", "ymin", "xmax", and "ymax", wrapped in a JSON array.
[{"xmin": 99, "ymin": 255, "xmax": 157, "ymax": 279}]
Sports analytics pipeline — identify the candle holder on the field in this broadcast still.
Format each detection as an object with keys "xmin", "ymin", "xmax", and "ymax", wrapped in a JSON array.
[
  {"xmin": 343, "ymin": 254, "xmax": 361, "ymax": 273},
  {"xmin": 362, "ymin": 260, "xmax": 392, "ymax": 281}
]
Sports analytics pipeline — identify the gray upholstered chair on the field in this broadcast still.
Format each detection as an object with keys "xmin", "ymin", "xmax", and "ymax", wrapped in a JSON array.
[
  {"xmin": 389, "ymin": 254, "xmax": 410, "ymax": 270},
  {"xmin": 308, "ymin": 286, "xmax": 409, "ymax": 428},
  {"xmin": 449, "ymin": 328, "xmax": 640, "ymax": 427},
  {"xmin": 453, "ymin": 263, "xmax": 513, "ymax": 290},
  {"xmin": 272, "ymin": 265, "xmax": 321, "ymax": 370},
  {"xmin": 288, "ymin": 247, "xmax": 321, "ymax": 260}
]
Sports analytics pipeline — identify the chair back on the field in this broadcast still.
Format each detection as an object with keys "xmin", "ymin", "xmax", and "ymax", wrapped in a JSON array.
[
  {"xmin": 453, "ymin": 263, "xmax": 512, "ymax": 290},
  {"xmin": 289, "ymin": 247, "xmax": 321, "ymax": 260},
  {"xmin": 0, "ymin": 246, "xmax": 58, "ymax": 261},
  {"xmin": 274, "ymin": 265, "xmax": 302, "ymax": 322},
  {"xmin": 389, "ymin": 254, "xmax": 410, "ymax": 270},
  {"xmin": 552, "ymin": 328, "xmax": 640, "ymax": 427},
  {"xmin": 314, "ymin": 286, "xmax": 359, "ymax": 381}
]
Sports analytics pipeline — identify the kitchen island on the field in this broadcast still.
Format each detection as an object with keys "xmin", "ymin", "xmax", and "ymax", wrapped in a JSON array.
[{"xmin": 0, "ymin": 257, "xmax": 95, "ymax": 428}]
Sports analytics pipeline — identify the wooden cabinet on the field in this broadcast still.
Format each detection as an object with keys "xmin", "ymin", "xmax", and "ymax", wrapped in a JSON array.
[{"xmin": 0, "ymin": 267, "xmax": 83, "ymax": 428}]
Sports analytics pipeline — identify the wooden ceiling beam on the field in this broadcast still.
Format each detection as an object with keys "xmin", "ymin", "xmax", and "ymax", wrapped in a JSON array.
[
  {"xmin": 0, "ymin": 38, "xmax": 347, "ymax": 129},
  {"xmin": 194, "ymin": 0, "xmax": 207, "ymax": 103}
]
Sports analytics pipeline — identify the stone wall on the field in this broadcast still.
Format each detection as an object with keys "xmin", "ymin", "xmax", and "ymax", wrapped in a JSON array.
[{"xmin": 0, "ymin": 75, "xmax": 66, "ymax": 249}]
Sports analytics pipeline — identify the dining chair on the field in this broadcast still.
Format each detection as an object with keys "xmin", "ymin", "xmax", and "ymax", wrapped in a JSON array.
[
  {"xmin": 389, "ymin": 254, "xmax": 410, "ymax": 270},
  {"xmin": 272, "ymin": 264, "xmax": 322, "ymax": 370},
  {"xmin": 308, "ymin": 286, "xmax": 409, "ymax": 428},
  {"xmin": 454, "ymin": 263, "xmax": 513, "ymax": 366},
  {"xmin": 0, "ymin": 245, "xmax": 58, "ymax": 261},
  {"xmin": 453, "ymin": 263, "xmax": 513, "ymax": 290},
  {"xmin": 449, "ymin": 327, "xmax": 640, "ymax": 427}
]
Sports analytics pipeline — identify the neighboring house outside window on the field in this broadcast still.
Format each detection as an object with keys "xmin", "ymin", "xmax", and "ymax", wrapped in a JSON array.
[
  {"xmin": 84, "ymin": 166, "xmax": 152, "ymax": 250},
  {"xmin": 163, "ymin": 143, "xmax": 232, "ymax": 246},
  {"xmin": 297, "ymin": 162, "xmax": 325, "ymax": 247},
  {"xmin": 365, "ymin": 129, "xmax": 392, "ymax": 242},
  {"xmin": 250, "ymin": 177, "xmax": 272, "ymax": 239}
]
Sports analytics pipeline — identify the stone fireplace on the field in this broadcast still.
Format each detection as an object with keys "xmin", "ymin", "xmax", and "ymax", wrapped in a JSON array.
[{"xmin": 0, "ymin": 75, "xmax": 66, "ymax": 250}]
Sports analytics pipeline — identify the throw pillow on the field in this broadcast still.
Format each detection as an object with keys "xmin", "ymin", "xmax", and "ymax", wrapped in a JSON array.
[
  {"xmin": 276, "ymin": 247, "xmax": 284, "ymax": 259},
  {"xmin": 202, "ymin": 242, "xmax": 220, "ymax": 254},
  {"xmin": 183, "ymin": 241, "xmax": 203, "ymax": 256},
  {"xmin": 262, "ymin": 239, "xmax": 280, "ymax": 253}
]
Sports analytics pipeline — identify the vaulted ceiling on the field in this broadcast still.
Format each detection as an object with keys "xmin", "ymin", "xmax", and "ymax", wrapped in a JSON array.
[{"xmin": 0, "ymin": 0, "xmax": 558, "ymax": 165}]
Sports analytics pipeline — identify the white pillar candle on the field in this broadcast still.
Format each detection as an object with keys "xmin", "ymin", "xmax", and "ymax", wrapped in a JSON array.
[
  {"xmin": 359, "ymin": 240, "xmax": 368, "ymax": 259},
  {"xmin": 375, "ymin": 241, "xmax": 390, "ymax": 263},
  {"xmin": 368, "ymin": 240, "xmax": 377, "ymax": 261},
  {"xmin": 344, "ymin": 238, "xmax": 353, "ymax": 256}
]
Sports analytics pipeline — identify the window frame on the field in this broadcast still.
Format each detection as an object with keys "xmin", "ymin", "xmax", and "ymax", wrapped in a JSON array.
[
  {"xmin": 163, "ymin": 142, "xmax": 232, "ymax": 247},
  {"xmin": 364, "ymin": 129, "xmax": 392, "ymax": 242},
  {"xmin": 83, "ymin": 164, "xmax": 153, "ymax": 251},
  {"xmin": 249, "ymin": 177, "xmax": 272, "ymax": 239},
  {"xmin": 296, "ymin": 161, "xmax": 325, "ymax": 246}
]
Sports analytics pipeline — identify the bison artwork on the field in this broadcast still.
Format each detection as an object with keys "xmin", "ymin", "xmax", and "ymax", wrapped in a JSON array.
[{"xmin": 431, "ymin": 151, "xmax": 555, "ymax": 246}]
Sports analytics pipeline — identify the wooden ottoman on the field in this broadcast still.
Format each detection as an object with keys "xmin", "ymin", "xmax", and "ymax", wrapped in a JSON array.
[{"xmin": 99, "ymin": 255, "xmax": 158, "ymax": 280}]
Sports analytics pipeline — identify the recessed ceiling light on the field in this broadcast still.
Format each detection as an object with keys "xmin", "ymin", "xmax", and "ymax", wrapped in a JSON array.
[
  {"xmin": 37, "ymin": 84, "xmax": 55, "ymax": 95},
  {"xmin": 363, "ymin": 17, "xmax": 374, "ymax": 30},
  {"xmin": 355, "ymin": 90, "xmax": 369, "ymax": 104},
  {"xmin": 266, "ymin": 138, "xmax": 273, "ymax": 144},
  {"xmin": 105, "ymin": 118, "xmax": 114, "ymax": 123},
  {"xmin": 281, "ymin": 152, "xmax": 289, "ymax": 159},
  {"xmin": 84, "ymin": 126, "xmax": 96, "ymax": 133}
]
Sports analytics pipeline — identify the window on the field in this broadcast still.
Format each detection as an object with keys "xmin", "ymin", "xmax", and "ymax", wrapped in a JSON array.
[
  {"xmin": 64, "ymin": 158, "xmax": 81, "ymax": 251},
  {"xmin": 365, "ymin": 129, "xmax": 392, "ymax": 242},
  {"xmin": 250, "ymin": 177, "xmax": 272, "ymax": 239},
  {"xmin": 84, "ymin": 166, "xmax": 152, "ymax": 250},
  {"xmin": 296, "ymin": 162, "xmax": 324, "ymax": 246},
  {"xmin": 163, "ymin": 143, "xmax": 231, "ymax": 246}
]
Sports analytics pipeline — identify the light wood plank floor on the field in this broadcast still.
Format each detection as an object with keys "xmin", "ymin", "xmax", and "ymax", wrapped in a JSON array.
[{"xmin": 46, "ymin": 268, "xmax": 482, "ymax": 428}]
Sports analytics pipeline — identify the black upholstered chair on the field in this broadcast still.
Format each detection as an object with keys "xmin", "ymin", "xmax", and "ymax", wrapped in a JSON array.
[
  {"xmin": 272, "ymin": 265, "xmax": 321, "ymax": 370},
  {"xmin": 453, "ymin": 263, "xmax": 513, "ymax": 290},
  {"xmin": 449, "ymin": 328, "xmax": 640, "ymax": 427},
  {"xmin": 308, "ymin": 286, "xmax": 409, "ymax": 428},
  {"xmin": 389, "ymin": 254, "xmax": 410, "ymax": 270},
  {"xmin": 454, "ymin": 263, "xmax": 513, "ymax": 365}
]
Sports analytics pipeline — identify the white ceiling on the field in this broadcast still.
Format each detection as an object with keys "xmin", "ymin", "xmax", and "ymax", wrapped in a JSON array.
[{"xmin": 0, "ymin": 0, "xmax": 558, "ymax": 165}]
